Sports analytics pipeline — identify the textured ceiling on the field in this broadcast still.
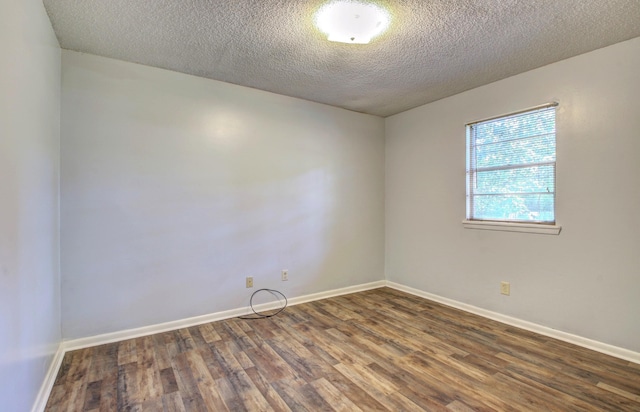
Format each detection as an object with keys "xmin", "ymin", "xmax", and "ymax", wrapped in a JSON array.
[{"xmin": 44, "ymin": 0, "xmax": 640, "ymax": 117}]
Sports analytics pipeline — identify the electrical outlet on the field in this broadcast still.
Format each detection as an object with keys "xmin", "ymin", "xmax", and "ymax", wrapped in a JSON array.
[
  {"xmin": 246, "ymin": 276, "xmax": 253, "ymax": 288},
  {"xmin": 500, "ymin": 281, "xmax": 510, "ymax": 295},
  {"xmin": 281, "ymin": 269, "xmax": 288, "ymax": 281}
]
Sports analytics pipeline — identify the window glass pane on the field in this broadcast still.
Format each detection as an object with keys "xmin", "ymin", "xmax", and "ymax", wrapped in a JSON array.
[
  {"xmin": 474, "ymin": 133, "xmax": 555, "ymax": 169},
  {"xmin": 473, "ymin": 109, "xmax": 555, "ymax": 145},
  {"xmin": 471, "ymin": 194, "xmax": 555, "ymax": 222}
]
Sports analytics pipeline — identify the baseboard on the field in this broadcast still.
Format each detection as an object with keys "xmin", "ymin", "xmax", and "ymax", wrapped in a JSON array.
[
  {"xmin": 63, "ymin": 280, "xmax": 386, "ymax": 351},
  {"xmin": 386, "ymin": 281, "xmax": 640, "ymax": 365},
  {"xmin": 286, "ymin": 280, "xmax": 386, "ymax": 306},
  {"xmin": 31, "ymin": 343, "xmax": 65, "ymax": 412}
]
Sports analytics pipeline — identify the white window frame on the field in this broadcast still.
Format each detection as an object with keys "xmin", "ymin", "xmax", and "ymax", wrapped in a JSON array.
[{"xmin": 463, "ymin": 103, "xmax": 561, "ymax": 235}]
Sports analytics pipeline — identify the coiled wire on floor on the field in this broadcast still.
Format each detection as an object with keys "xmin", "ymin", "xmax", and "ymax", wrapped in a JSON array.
[{"xmin": 238, "ymin": 288, "xmax": 287, "ymax": 320}]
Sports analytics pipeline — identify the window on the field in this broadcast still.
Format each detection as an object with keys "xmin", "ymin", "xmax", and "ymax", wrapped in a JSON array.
[{"xmin": 466, "ymin": 103, "xmax": 557, "ymax": 225}]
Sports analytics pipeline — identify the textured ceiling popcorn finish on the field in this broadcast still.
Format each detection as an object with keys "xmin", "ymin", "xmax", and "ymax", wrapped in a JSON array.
[{"xmin": 44, "ymin": 0, "xmax": 640, "ymax": 117}]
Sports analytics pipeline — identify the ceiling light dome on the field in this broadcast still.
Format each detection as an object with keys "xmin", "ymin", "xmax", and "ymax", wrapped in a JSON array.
[{"xmin": 315, "ymin": 1, "xmax": 390, "ymax": 44}]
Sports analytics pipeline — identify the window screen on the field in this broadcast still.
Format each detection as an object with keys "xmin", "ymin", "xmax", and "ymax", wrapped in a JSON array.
[{"xmin": 466, "ymin": 104, "xmax": 557, "ymax": 223}]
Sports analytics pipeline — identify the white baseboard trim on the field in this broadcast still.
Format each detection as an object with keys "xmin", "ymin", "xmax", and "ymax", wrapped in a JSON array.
[
  {"xmin": 386, "ymin": 281, "xmax": 640, "ymax": 365},
  {"xmin": 31, "ymin": 343, "xmax": 65, "ymax": 412},
  {"xmin": 63, "ymin": 280, "xmax": 386, "ymax": 352},
  {"xmin": 286, "ymin": 280, "xmax": 386, "ymax": 307}
]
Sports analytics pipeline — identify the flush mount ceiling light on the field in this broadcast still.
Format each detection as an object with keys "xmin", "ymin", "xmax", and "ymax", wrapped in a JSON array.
[{"xmin": 315, "ymin": 1, "xmax": 390, "ymax": 44}]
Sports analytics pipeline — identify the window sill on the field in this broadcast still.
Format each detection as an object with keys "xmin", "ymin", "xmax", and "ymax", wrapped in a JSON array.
[{"xmin": 462, "ymin": 220, "xmax": 562, "ymax": 235}]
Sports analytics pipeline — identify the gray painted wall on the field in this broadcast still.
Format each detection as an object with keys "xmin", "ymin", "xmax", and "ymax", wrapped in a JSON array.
[
  {"xmin": 60, "ymin": 51, "xmax": 385, "ymax": 339},
  {"xmin": 385, "ymin": 37, "xmax": 640, "ymax": 352},
  {"xmin": 0, "ymin": 1, "xmax": 61, "ymax": 410}
]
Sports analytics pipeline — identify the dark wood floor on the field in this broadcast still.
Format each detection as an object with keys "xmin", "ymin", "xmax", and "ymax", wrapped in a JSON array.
[{"xmin": 46, "ymin": 287, "xmax": 640, "ymax": 411}]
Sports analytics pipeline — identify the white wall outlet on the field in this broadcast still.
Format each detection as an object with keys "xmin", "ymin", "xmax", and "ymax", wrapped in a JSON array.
[
  {"xmin": 500, "ymin": 281, "xmax": 510, "ymax": 295},
  {"xmin": 281, "ymin": 269, "xmax": 288, "ymax": 281},
  {"xmin": 246, "ymin": 276, "xmax": 253, "ymax": 288}
]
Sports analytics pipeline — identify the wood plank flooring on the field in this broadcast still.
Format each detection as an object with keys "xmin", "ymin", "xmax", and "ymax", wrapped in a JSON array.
[{"xmin": 45, "ymin": 287, "xmax": 640, "ymax": 411}]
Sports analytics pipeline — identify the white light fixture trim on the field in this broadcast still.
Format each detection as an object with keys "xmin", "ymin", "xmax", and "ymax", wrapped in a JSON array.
[{"xmin": 316, "ymin": 1, "xmax": 390, "ymax": 44}]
